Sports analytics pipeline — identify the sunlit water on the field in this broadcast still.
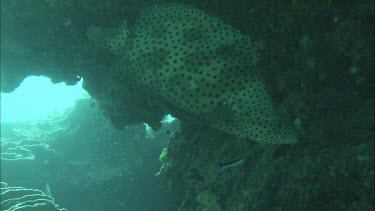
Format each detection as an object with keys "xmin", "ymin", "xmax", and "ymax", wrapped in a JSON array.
[{"xmin": 0, "ymin": 76, "xmax": 88, "ymax": 123}]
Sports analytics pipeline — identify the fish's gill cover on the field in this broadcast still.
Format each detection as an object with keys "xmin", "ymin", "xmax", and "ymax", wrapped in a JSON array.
[
  {"xmin": 87, "ymin": 20, "xmax": 129, "ymax": 55},
  {"xmin": 87, "ymin": 3, "xmax": 297, "ymax": 144}
]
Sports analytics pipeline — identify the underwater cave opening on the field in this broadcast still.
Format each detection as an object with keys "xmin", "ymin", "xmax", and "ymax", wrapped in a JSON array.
[{"xmin": 0, "ymin": 76, "xmax": 89, "ymax": 123}]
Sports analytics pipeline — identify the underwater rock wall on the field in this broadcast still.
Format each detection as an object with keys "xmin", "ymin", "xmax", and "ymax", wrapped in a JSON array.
[
  {"xmin": 0, "ymin": 0, "xmax": 159, "ymax": 92},
  {"xmin": 1, "ymin": 0, "xmax": 374, "ymax": 210},
  {"xmin": 159, "ymin": 121, "xmax": 374, "ymax": 210}
]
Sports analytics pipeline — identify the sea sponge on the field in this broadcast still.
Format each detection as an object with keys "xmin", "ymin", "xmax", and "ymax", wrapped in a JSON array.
[
  {"xmin": 159, "ymin": 147, "xmax": 168, "ymax": 163},
  {"xmin": 87, "ymin": 3, "xmax": 297, "ymax": 144}
]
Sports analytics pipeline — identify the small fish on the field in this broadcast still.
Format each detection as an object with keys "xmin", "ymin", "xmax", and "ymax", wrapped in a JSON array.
[{"xmin": 219, "ymin": 157, "xmax": 246, "ymax": 173}]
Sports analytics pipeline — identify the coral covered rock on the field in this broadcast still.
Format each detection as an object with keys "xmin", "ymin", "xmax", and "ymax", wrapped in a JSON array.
[
  {"xmin": 87, "ymin": 3, "xmax": 297, "ymax": 144},
  {"xmin": 196, "ymin": 190, "xmax": 221, "ymax": 211}
]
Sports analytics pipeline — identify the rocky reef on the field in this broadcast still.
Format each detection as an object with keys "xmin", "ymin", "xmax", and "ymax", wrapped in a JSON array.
[
  {"xmin": 1, "ymin": 0, "xmax": 374, "ymax": 210},
  {"xmin": 159, "ymin": 122, "xmax": 374, "ymax": 210}
]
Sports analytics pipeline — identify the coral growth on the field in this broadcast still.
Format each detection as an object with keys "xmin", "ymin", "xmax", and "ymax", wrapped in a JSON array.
[{"xmin": 0, "ymin": 182, "xmax": 66, "ymax": 211}]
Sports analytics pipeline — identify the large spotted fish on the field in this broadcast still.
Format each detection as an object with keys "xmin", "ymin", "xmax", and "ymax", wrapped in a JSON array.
[{"xmin": 87, "ymin": 3, "xmax": 297, "ymax": 144}]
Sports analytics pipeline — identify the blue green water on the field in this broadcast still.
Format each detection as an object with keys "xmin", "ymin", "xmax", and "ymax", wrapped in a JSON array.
[{"xmin": 1, "ymin": 1, "xmax": 373, "ymax": 210}]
